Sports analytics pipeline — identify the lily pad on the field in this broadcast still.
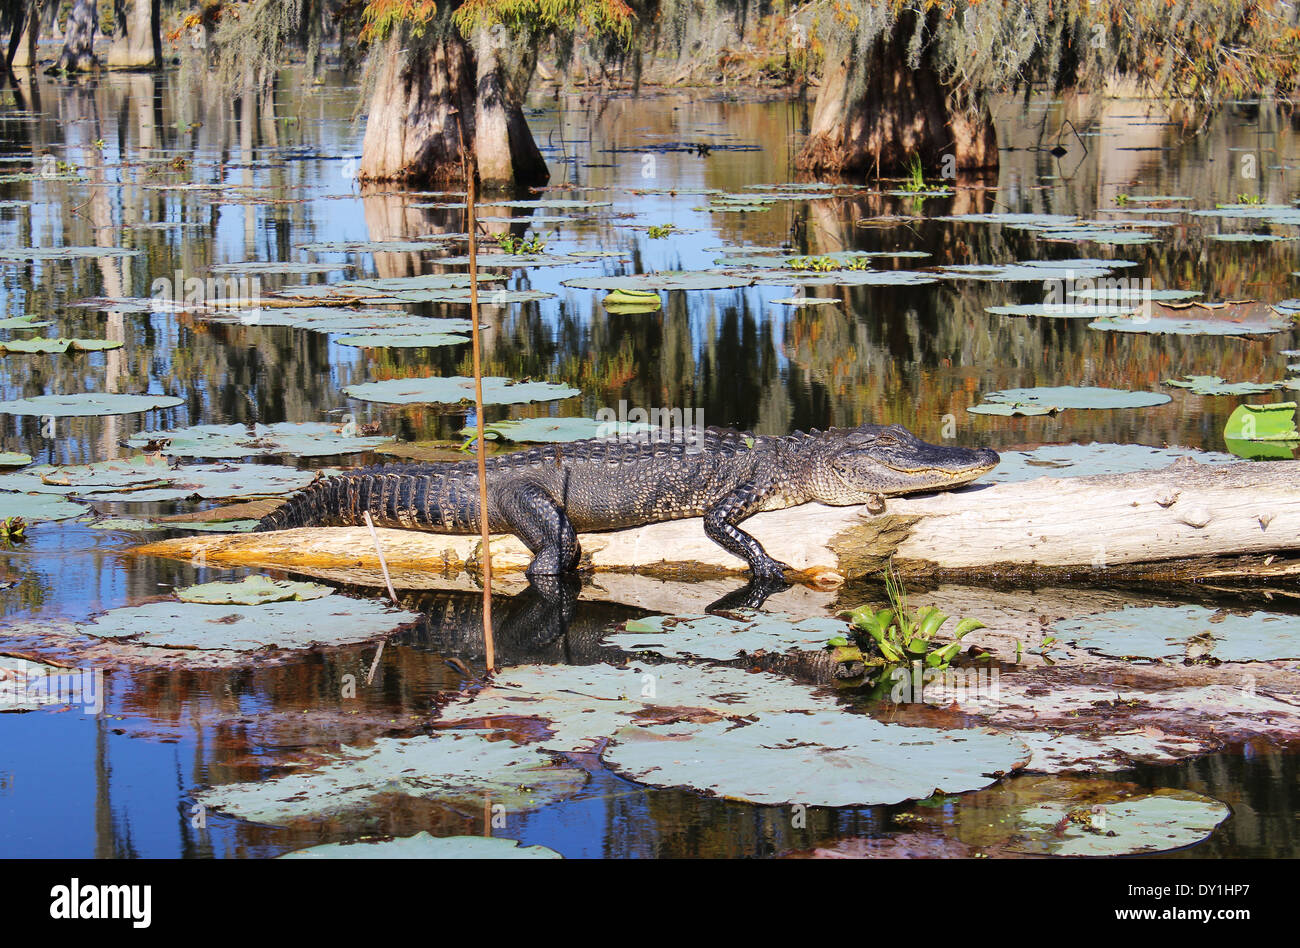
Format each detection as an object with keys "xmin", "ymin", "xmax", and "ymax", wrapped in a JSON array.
[
  {"xmin": 985, "ymin": 443, "xmax": 1235, "ymax": 483},
  {"xmin": 0, "ymin": 457, "xmax": 318, "ymax": 501},
  {"xmin": 898, "ymin": 776, "xmax": 1228, "ymax": 857},
  {"xmin": 195, "ymin": 730, "xmax": 586, "ymax": 825},
  {"xmin": 0, "ymin": 337, "xmax": 123, "ymax": 354},
  {"xmin": 1090, "ymin": 313, "xmax": 1291, "ymax": 336},
  {"xmin": 0, "ymin": 392, "xmax": 183, "ymax": 417},
  {"xmin": 1054, "ymin": 605, "xmax": 1300, "ymax": 662},
  {"xmin": 975, "ymin": 387, "xmax": 1170, "ymax": 411},
  {"xmin": 0, "ymin": 492, "xmax": 89, "ymax": 522},
  {"xmin": 0, "ymin": 453, "xmax": 31, "ymax": 467},
  {"xmin": 1224, "ymin": 402, "xmax": 1298, "ymax": 441},
  {"xmin": 279, "ymin": 833, "xmax": 562, "ymax": 859},
  {"xmin": 443, "ymin": 662, "xmax": 838, "ymax": 754},
  {"xmin": 0, "ymin": 246, "xmax": 140, "ymax": 261},
  {"xmin": 81, "ymin": 596, "xmax": 421, "ymax": 650},
  {"xmin": 125, "ymin": 422, "xmax": 394, "ymax": 458},
  {"xmin": 563, "ymin": 272, "xmax": 753, "ymax": 292},
  {"xmin": 176, "ymin": 576, "xmax": 334, "ymax": 605},
  {"xmin": 1164, "ymin": 375, "xmax": 1281, "ymax": 396},
  {"xmin": 344, "ymin": 376, "xmax": 580, "ymax": 406},
  {"xmin": 986, "ymin": 303, "xmax": 1136, "ymax": 319},
  {"xmin": 602, "ymin": 711, "xmax": 1028, "ymax": 806},
  {"xmin": 462, "ymin": 417, "xmax": 658, "ymax": 443},
  {"xmin": 335, "ymin": 332, "xmax": 469, "ymax": 349},
  {"xmin": 606, "ymin": 612, "xmax": 848, "ymax": 661}
]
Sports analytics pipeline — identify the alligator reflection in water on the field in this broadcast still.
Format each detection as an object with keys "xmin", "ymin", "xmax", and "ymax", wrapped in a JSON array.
[
  {"xmin": 390, "ymin": 574, "xmax": 791, "ymax": 665},
  {"xmin": 397, "ymin": 576, "xmax": 627, "ymax": 665}
]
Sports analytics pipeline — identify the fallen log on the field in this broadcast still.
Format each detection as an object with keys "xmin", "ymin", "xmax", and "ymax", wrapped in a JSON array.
[{"xmin": 131, "ymin": 458, "xmax": 1300, "ymax": 586}]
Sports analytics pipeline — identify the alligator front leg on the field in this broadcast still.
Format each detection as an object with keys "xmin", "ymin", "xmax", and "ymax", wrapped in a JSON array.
[
  {"xmin": 703, "ymin": 481, "xmax": 789, "ymax": 584},
  {"xmin": 495, "ymin": 481, "xmax": 581, "ymax": 577}
]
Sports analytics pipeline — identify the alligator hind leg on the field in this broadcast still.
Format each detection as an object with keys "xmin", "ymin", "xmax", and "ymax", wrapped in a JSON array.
[
  {"xmin": 497, "ymin": 482, "xmax": 581, "ymax": 577},
  {"xmin": 703, "ymin": 482, "xmax": 790, "ymax": 585}
]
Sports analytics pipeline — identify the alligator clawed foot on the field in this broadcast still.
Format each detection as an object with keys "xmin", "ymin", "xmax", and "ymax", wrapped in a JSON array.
[{"xmin": 706, "ymin": 573, "xmax": 791, "ymax": 613}]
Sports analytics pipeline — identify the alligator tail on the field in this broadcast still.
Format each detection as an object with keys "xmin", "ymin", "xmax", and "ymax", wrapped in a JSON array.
[{"xmin": 255, "ymin": 476, "xmax": 347, "ymax": 532}]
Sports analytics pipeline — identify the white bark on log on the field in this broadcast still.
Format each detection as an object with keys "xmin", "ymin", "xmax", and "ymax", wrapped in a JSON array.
[{"xmin": 132, "ymin": 459, "xmax": 1300, "ymax": 583}]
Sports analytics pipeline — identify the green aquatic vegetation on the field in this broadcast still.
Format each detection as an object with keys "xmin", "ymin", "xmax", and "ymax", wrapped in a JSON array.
[
  {"xmin": 1223, "ymin": 402, "xmax": 1298, "ymax": 441},
  {"xmin": 843, "ymin": 568, "xmax": 986, "ymax": 671},
  {"xmin": 787, "ymin": 255, "xmax": 872, "ymax": 273},
  {"xmin": 646, "ymin": 224, "xmax": 676, "ymax": 239},
  {"xmin": 0, "ymin": 516, "xmax": 27, "ymax": 543},
  {"xmin": 495, "ymin": 231, "xmax": 551, "ymax": 254}
]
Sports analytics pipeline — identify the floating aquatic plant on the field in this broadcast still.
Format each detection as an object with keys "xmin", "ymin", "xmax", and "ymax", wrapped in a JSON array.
[{"xmin": 840, "ymin": 567, "xmax": 985, "ymax": 671}]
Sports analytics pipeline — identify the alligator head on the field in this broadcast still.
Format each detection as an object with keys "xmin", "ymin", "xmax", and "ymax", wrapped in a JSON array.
[{"xmin": 805, "ymin": 423, "xmax": 999, "ymax": 505}]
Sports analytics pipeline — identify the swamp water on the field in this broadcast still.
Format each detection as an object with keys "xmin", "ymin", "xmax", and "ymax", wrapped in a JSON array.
[{"xmin": 0, "ymin": 69, "xmax": 1298, "ymax": 858}]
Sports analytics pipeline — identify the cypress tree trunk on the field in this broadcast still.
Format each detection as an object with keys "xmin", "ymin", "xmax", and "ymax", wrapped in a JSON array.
[
  {"xmin": 106, "ymin": 0, "xmax": 161, "ymax": 70},
  {"xmin": 796, "ymin": 10, "xmax": 997, "ymax": 177},
  {"xmin": 359, "ymin": 28, "xmax": 548, "ymax": 189},
  {"xmin": 52, "ymin": 0, "xmax": 99, "ymax": 72}
]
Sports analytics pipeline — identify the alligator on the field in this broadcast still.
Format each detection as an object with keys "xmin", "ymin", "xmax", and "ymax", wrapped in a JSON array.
[{"xmin": 256, "ymin": 423, "xmax": 999, "ymax": 584}]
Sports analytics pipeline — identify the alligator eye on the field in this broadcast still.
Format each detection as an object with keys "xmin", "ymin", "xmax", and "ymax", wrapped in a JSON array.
[{"xmin": 875, "ymin": 435, "xmax": 898, "ymax": 446}]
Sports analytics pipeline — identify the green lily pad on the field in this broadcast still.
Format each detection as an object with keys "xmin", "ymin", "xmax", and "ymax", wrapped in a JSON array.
[
  {"xmin": 209, "ymin": 261, "xmax": 351, "ymax": 274},
  {"xmin": 82, "ymin": 596, "xmax": 421, "ymax": 650},
  {"xmin": 86, "ymin": 518, "xmax": 163, "ymax": 531},
  {"xmin": 443, "ymin": 662, "xmax": 838, "ymax": 754},
  {"xmin": 1224, "ymin": 402, "xmax": 1298, "ymax": 441},
  {"xmin": 1068, "ymin": 287, "xmax": 1201, "ymax": 303},
  {"xmin": 967, "ymin": 402, "xmax": 1063, "ymax": 417},
  {"xmin": 607, "ymin": 612, "xmax": 848, "ymax": 661},
  {"xmin": 976, "ymin": 387, "xmax": 1170, "ymax": 411},
  {"xmin": 0, "ymin": 457, "xmax": 318, "ymax": 501},
  {"xmin": 344, "ymin": 376, "xmax": 580, "ymax": 406},
  {"xmin": 985, "ymin": 443, "xmax": 1235, "ymax": 483},
  {"xmin": 0, "ymin": 246, "xmax": 140, "ymax": 261},
  {"xmin": 335, "ymin": 332, "xmax": 469, "ymax": 349},
  {"xmin": 1206, "ymin": 233, "xmax": 1295, "ymax": 242},
  {"xmin": 1089, "ymin": 314, "xmax": 1291, "ymax": 336},
  {"xmin": 462, "ymin": 417, "xmax": 658, "ymax": 443},
  {"xmin": 126, "ymin": 422, "xmax": 394, "ymax": 458},
  {"xmin": 0, "ymin": 392, "xmax": 184, "ymax": 417},
  {"xmin": 0, "ymin": 453, "xmax": 31, "ymax": 467},
  {"xmin": 0, "ymin": 337, "xmax": 123, "ymax": 354},
  {"xmin": 898, "ymin": 775, "xmax": 1228, "ymax": 856},
  {"xmin": 0, "ymin": 316, "xmax": 51, "ymax": 330},
  {"xmin": 940, "ymin": 260, "xmax": 1137, "ymax": 282},
  {"xmin": 1164, "ymin": 375, "xmax": 1281, "ymax": 396},
  {"xmin": 1054, "ymin": 605, "xmax": 1300, "ymax": 662},
  {"xmin": 279, "ymin": 833, "xmax": 562, "ymax": 859},
  {"xmin": 1014, "ymin": 792, "xmax": 1229, "ymax": 856},
  {"xmin": 602, "ymin": 711, "xmax": 1028, "ymax": 806},
  {"xmin": 176, "ymin": 575, "xmax": 334, "ymax": 605},
  {"xmin": 0, "ymin": 492, "xmax": 89, "ymax": 522},
  {"xmin": 770, "ymin": 297, "xmax": 838, "ymax": 307},
  {"xmin": 563, "ymin": 272, "xmax": 753, "ymax": 292},
  {"xmin": 195, "ymin": 729, "xmax": 586, "ymax": 825},
  {"xmin": 986, "ymin": 303, "xmax": 1136, "ymax": 319}
]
